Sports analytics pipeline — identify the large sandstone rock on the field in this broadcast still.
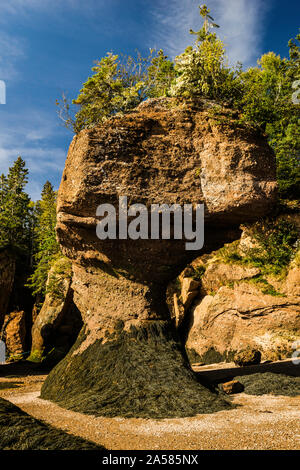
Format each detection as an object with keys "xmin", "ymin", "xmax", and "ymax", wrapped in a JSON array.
[
  {"xmin": 186, "ymin": 269, "xmax": 300, "ymax": 364},
  {"xmin": 0, "ymin": 250, "xmax": 15, "ymax": 328},
  {"xmin": 41, "ymin": 98, "xmax": 277, "ymax": 418},
  {"xmin": 186, "ymin": 216, "xmax": 300, "ymax": 364},
  {"xmin": 30, "ymin": 258, "xmax": 82, "ymax": 362},
  {"xmin": 2, "ymin": 310, "xmax": 26, "ymax": 360}
]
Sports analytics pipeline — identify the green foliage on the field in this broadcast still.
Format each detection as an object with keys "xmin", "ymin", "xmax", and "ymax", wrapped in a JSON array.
[
  {"xmin": 45, "ymin": 256, "xmax": 72, "ymax": 301},
  {"xmin": 218, "ymin": 219, "xmax": 298, "ymax": 278},
  {"xmin": 170, "ymin": 7, "xmax": 240, "ymax": 101},
  {"xmin": 26, "ymin": 181, "xmax": 60, "ymax": 298},
  {"xmin": 0, "ymin": 157, "xmax": 32, "ymax": 253},
  {"xmin": 191, "ymin": 264, "xmax": 206, "ymax": 281},
  {"xmin": 247, "ymin": 276, "xmax": 284, "ymax": 297},
  {"xmin": 58, "ymin": 50, "xmax": 175, "ymax": 133},
  {"xmin": 216, "ymin": 240, "xmax": 242, "ymax": 264},
  {"xmin": 190, "ymin": 4, "xmax": 220, "ymax": 42},
  {"xmin": 57, "ymin": 5, "xmax": 299, "ymax": 201},
  {"xmin": 57, "ymin": 4, "xmax": 238, "ymax": 132},
  {"xmin": 72, "ymin": 52, "xmax": 147, "ymax": 133},
  {"xmin": 235, "ymin": 34, "xmax": 300, "ymax": 199},
  {"xmin": 242, "ymin": 218, "xmax": 298, "ymax": 276},
  {"xmin": 147, "ymin": 49, "xmax": 176, "ymax": 98}
]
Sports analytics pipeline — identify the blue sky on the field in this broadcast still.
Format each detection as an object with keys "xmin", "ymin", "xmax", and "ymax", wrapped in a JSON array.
[{"xmin": 0, "ymin": 0, "xmax": 299, "ymax": 200}]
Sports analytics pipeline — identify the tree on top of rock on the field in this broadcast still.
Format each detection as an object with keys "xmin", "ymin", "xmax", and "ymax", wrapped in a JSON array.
[
  {"xmin": 58, "ymin": 50, "xmax": 175, "ymax": 133},
  {"xmin": 170, "ymin": 4, "xmax": 240, "ymax": 100},
  {"xmin": 190, "ymin": 4, "xmax": 220, "ymax": 42},
  {"xmin": 236, "ymin": 33, "xmax": 300, "ymax": 199}
]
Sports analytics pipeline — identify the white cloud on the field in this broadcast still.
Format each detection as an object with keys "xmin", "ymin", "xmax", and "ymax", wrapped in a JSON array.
[
  {"xmin": 151, "ymin": 0, "xmax": 270, "ymax": 67},
  {"xmin": 0, "ymin": 32, "xmax": 25, "ymax": 80},
  {"xmin": 0, "ymin": 109, "xmax": 68, "ymax": 199},
  {"xmin": 0, "ymin": 0, "xmax": 105, "ymax": 17}
]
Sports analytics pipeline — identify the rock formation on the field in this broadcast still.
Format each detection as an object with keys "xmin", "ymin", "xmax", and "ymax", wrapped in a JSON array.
[
  {"xmin": 2, "ymin": 310, "xmax": 26, "ymax": 360},
  {"xmin": 186, "ymin": 266, "xmax": 300, "ymax": 363},
  {"xmin": 41, "ymin": 98, "xmax": 277, "ymax": 418},
  {"xmin": 30, "ymin": 257, "xmax": 82, "ymax": 362},
  {"xmin": 185, "ymin": 223, "xmax": 300, "ymax": 364}
]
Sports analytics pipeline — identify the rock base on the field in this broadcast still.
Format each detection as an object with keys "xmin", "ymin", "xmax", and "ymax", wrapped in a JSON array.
[{"xmin": 41, "ymin": 321, "xmax": 232, "ymax": 419}]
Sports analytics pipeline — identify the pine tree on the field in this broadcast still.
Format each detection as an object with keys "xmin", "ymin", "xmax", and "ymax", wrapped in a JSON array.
[
  {"xmin": 0, "ymin": 157, "xmax": 31, "ymax": 252},
  {"xmin": 190, "ymin": 4, "xmax": 220, "ymax": 42},
  {"xmin": 237, "ymin": 33, "xmax": 300, "ymax": 199},
  {"xmin": 27, "ymin": 181, "xmax": 60, "ymax": 297},
  {"xmin": 171, "ymin": 4, "xmax": 238, "ymax": 100}
]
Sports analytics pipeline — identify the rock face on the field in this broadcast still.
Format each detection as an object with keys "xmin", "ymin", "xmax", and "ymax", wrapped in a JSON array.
[
  {"xmin": 2, "ymin": 311, "xmax": 26, "ymax": 360},
  {"xmin": 30, "ymin": 258, "xmax": 82, "ymax": 362},
  {"xmin": 186, "ymin": 247, "xmax": 300, "ymax": 364},
  {"xmin": 0, "ymin": 250, "xmax": 16, "ymax": 329},
  {"xmin": 41, "ymin": 98, "xmax": 277, "ymax": 418}
]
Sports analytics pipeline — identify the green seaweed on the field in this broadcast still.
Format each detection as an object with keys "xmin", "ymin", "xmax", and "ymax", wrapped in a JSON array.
[
  {"xmin": 41, "ymin": 321, "xmax": 233, "ymax": 419},
  {"xmin": 0, "ymin": 381, "xmax": 22, "ymax": 390},
  {"xmin": 187, "ymin": 347, "xmax": 236, "ymax": 365},
  {"xmin": 0, "ymin": 398, "xmax": 105, "ymax": 450},
  {"xmin": 235, "ymin": 372, "xmax": 300, "ymax": 397}
]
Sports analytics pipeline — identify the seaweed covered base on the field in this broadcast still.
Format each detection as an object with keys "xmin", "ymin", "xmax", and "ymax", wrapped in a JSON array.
[
  {"xmin": 0, "ymin": 398, "xmax": 104, "ymax": 450},
  {"xmin": 235, "ymin": 372, "xmax": 300, "ymax": 396},
  {"xmin": 41, "ymin": 321, "xmax": 232, "ymax": 419}
]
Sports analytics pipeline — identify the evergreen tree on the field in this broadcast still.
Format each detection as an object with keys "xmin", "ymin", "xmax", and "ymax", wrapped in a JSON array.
[
  {"xmin": 190, "ymin": 4, "xmax": 220, "ymax": 41},
  {"xmin": 57, "ymin": 49, "xmax": 175, "ymax": 133},
  {"xmin": 236, "ymin": 33, "xmax": 300, "ymax": 199},
  {"xmin": 0, "ymin": 157, "xmax": 31, "ymax": 252},
  {"xmin": 147, "ymin": 49, "xmax": 175, "ymax": 98},
  {"xmin": 170, "ymin": 4, "xmax": 240, "ymax": 100},
  {"xmin": 27, "ymin": 181, "xmax": 60, "ymax": 297},
  {"xmin": 0, "ymin": 174, "xmax": 7, "ymax": 210}
]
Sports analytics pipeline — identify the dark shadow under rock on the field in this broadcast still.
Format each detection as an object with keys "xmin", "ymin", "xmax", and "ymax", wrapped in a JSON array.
[
  {"xmin": 41, "ymin": 321, "xmax": 233, "ymax": 419},
  {"xmin": 0, "ymin": 398, "xmax": 105, "ymax": 450}
]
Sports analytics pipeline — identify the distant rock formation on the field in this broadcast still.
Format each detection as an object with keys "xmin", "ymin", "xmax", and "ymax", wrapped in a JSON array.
[
  {"xmin": 2, "ymin": 310, "xmax": 26, "ymax": 360},
  {"xmin": 30, "ymin": 257, "xmax": 82, "ymax": 363},
  {"xmin": 41, "ymin": 98, "xmax": 277, "ymax": 418}
]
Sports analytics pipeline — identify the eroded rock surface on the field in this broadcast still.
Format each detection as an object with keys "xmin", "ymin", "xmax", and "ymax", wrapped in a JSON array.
[
  {"xmin": 41, "ymin": 98, "xmax": 277, "ymax": 418},
  {"xmin": 30, "ymin": 258, "xmax": 82, "ymax": 362},
  {"xmin": 2, "ymin": 310, "xmax": 26, "ymax": 359},
  {"xmin": 185, "ymin": 227, "xmax": 300, "ymax": 364}
]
